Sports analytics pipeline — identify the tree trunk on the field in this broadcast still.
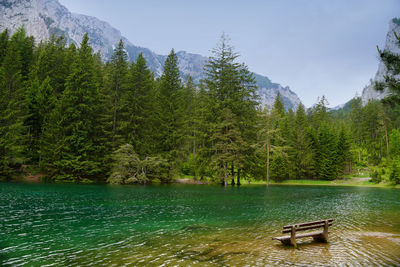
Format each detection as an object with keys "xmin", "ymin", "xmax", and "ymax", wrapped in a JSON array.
[
  {"xmin": 231, "ymin": 163, "xmax": 235, "ymax": 185},
  {"xmin": 358, "ymin": 140, "xmax": 361, "ymax": 162},
  {"xmin": 267, "ymin": 141, "xmax": 270, "ymax": 187},
  {"xmin": 112, "ymin": 84, "xmax": 118, "ymax": 146},
  {"xmin": 237, "ymin": 169, "xmax": 241, "ymax": 186},
  {"xmin": 384, "ymin": 121, "xmax": 389, "ymax": 158}
]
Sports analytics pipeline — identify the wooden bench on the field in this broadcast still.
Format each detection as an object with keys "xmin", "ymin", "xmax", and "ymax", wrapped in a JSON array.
[{"xmin": 272, "ymin": 219, "xmax": 333, "ymax": 247}]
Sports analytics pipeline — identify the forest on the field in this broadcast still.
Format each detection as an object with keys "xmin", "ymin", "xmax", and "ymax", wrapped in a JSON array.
[{"xmin": 0, "ymin": 27, "xmax": 399, "ymax": 185}]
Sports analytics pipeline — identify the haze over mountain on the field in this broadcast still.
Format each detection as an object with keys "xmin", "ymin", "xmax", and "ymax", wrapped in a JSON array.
[{"xmin": 0, "ymin": 0, "xmax": 301, "ymax": 110}]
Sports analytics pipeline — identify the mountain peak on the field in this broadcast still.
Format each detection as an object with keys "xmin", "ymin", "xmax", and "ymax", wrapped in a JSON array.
[
  {"xmin": 361, "ymin": 18, "xmax": 400, "ymax": 104},
  {"xmin": 0, "ymin": 0, "xmax": 302, "ymax": 109}
]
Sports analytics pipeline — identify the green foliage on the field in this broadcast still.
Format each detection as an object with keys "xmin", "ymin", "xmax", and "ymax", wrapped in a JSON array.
[
  {"xmin": 390, "ymin": 129, "xmax": 400, "ymax": 156},
  {"xmin": 125, "ymin": 53, "xmax": 156, "ymax": 156},
  {"xmin": 108, "ymin": 144, "xmax": 169, "ymax": 184},
  {"xmin": 370, "ymin": 167, "xmax": 383, "ymax": 184},
  {"xmin": 156, "ymin": 49, "xmax": 185, "ymax": 180},
  {"xmin": 0, "ymin": 28, "xmax": 30, "ymax": 179},
  {"xmin": 41, "ymin": 34, "xmax": 104, "ymax": 182},
  {"xmin": 202, "ymin": 34, "xmax": 258, "ymax": 185},
  {"xmin": 108, "ymin": 144, "xmax": 145, "ymax": 184},
  {"xmin": 389, "ymin": 160, "xmax": 400, "ymax": 184},
  {"xmin": 292, "ymin": 103, "xmax": 314, "ymax": 178},
  {"xmin": 1, "ymin": 27, "xmax": 400, "ymax": 185}
]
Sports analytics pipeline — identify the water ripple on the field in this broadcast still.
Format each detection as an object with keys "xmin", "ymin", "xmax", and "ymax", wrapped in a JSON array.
[{"xmin": 0, "ymin": 183, "xmax": 399, "ymax": 266}]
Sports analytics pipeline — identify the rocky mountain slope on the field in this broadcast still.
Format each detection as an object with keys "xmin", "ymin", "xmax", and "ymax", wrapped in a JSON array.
[
  {"xmin": 361, "ymin": 19, "xmax": 400, "ymax": 104},
  {"xmin": 0, "ymin": 0, "xmax": 301, "ymax": 110}
]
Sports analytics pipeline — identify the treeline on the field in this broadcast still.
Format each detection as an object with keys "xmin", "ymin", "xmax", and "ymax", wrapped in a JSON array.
[{"xmin": 0, "ymin": 28, "xmax": 399, "ymax": 184}]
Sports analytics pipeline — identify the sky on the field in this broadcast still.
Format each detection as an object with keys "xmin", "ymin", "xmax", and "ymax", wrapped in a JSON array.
[{"xmin": 58, "ymin": 0, "xmax": 400, "ymax": 107}]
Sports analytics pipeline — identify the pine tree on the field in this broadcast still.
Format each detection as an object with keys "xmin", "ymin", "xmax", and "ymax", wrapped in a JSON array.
[
  {"xmin": 336, "ymin": 125, "xmax": 351, "ymax": 177},
  {"xmin": 292, "ymin": 103, "xmax": 314, "ymax": 178},
  {"xmin": 350, "ymin": 97, "xmax": 364, "ymax": 162},
  {"xmin": 125, "ymin": 53, "xmax": 155, "ymax": 156},
  {"xmin": 156, "ymin": 49, "xmax": 185, "ymax": 181},
  {"xmin": 0, "ymin": 29, "xmax": 30, "ymax": 179},
  {"xmin": 316, "ymin": 124, "xmax": 338, "ymax": 180},
  {"xmin": 30, "ymin": 36, "xmax": 71, "ymax": 95},
  {"xmin": 103, "ymin": 39, "xmax": 129, "ymax": 149},
  {"xmin": 0, "ymin": 29, "xmax": 9, "ymax": 66},
  {"xmin": 211, "ymin": 108, "xmax": 245, "ymax": 185},
  {"xmin": 25, "ymin": 77, "xmax": 56, "ymax": 163},
  {"xmin": 41, "ymin": 34, "xmax": 104, "ymax": 182},
  {"xmin": 203, "ymin": 34, "xmax": 258, "ymax": 184},
  {"xmin": 269, "ymin": 94, "xmax": 289, "ymax": 181}
]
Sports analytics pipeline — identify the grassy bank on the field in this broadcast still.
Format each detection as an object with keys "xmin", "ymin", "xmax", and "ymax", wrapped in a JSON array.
[{"xmin": 175, "ymin": 176, "xmax": 400, "ymax": 188}]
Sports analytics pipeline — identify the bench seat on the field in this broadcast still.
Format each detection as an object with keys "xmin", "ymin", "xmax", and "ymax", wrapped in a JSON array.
[
  {"xmin": 273, "ymin": 230, "xmax": 329, "ymax": 241},
  {"xmin": 272, "ymin": 219, "xmax": 333, "ymax": 247}
]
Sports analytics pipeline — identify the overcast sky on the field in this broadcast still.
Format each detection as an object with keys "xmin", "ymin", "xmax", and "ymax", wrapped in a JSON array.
[{"xmin": 58, "ymin": 0, "xmax": 399, "ymax": 107}]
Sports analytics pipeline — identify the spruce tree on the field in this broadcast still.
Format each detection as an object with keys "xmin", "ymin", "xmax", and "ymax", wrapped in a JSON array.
[
  {"xmin": 0, "ymin": 29, "xmax": 30, "ymax": 179},
  {"xmin": 316, "ymin": 124, "xmax": 338, "ymax": 180},
  {"xmin": 156, "ymin": 49, "xmax": 184, "ymax": 181},
  {"xmin": 103, "ymin": 39, "xmax": 129, "ymax": 149},
  {"xmin": 203, "ymin": 34, "xmax": 258, "ymax": 184},
  {"xmin": 125, "ymin": 53, "xmax": 155, "ymax": 156},
  {"xmin": 25, "ymin": 77, "xmax": 56, "ymax": 163},
  {"xmin": 41, "ymin": 34, "xmax": 104, "ymax": 182},
  {"xmin": 336, "ymin": 125, "xmax": 351, "ymax": 177},
  {"xmin": 292, "ymin": 103, "xmax": 314, "ymax": 178},
  {"xmin": 269, "ymin": 94, "xmax": 289, "ymax": 181},
  {"xmin": 350, "ymin": 97, "xmax": 364, "ymax": 162},
  {"xmin": 0, "ymin": 29, "xmax": 9, "ymax": 66}
]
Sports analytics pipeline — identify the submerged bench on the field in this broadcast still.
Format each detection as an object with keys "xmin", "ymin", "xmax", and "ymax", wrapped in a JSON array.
[{"xmin": 272, "ymin": 219, "xmax": 333, "ymax": 247}]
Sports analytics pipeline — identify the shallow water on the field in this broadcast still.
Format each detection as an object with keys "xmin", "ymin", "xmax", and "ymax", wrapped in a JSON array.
[{"xmin": 1, "ymin": 183, "xmax": 399, "ymax": 266}]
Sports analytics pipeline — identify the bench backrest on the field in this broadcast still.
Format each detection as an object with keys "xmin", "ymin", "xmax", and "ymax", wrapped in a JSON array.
[{"xmin": 282, "ymin": 219, "xmax": 333, "ymax": 234}]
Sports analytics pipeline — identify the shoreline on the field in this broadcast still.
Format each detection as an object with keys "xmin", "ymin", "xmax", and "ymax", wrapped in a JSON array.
[
  {"xmin": 6, "ymin": 174, "xmax": 399, "ymax": 189},
  {"xmin": 174, "ymin": 177, "xmax": 400, "ymax": 189}
]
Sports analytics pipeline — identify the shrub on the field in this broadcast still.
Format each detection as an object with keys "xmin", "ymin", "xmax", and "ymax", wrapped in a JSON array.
[
  {"xmin": 389, "ymin": 161, "xmax": 400, "ymax": 184},
  {"xmin": 370, "ymin": 168, "xmax": 382, "ymax": 184}
]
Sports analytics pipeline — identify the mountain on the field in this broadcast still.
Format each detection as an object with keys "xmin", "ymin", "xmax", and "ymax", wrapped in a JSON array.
[
  {"xmin": 361, "ymin": 18, "xmax": 400, "ymax": 104},
  {"xmin": 0, "ymin": 0, "xmax": 301, "ymax": 110}
]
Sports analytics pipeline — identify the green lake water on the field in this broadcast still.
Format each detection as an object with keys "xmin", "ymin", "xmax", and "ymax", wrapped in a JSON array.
[{"xmin": 1, "ymin": 182, "xmax": 400, "ymax": 266}]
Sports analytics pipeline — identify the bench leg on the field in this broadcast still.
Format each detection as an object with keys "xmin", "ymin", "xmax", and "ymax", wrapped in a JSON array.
[
  {"xmin": 313, "ymin": 220, "xmax": 329, "ymax": 243},
  {"xmin": 290, "ymin": 225, "xmax": 297, "ymax": 247}
]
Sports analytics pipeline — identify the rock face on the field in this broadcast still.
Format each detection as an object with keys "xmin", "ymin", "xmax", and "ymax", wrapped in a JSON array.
[
  {"xmin": 361, "ymin": 19, "xmax": 400, "ymax": 104},
  {"xmin": 0, "ymin": 0, "xmax": 302, "ymax": 110}
]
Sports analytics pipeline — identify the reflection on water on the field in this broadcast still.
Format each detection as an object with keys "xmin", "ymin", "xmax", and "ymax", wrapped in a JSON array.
[{"xmin": 0, "ymin": 183, "xmax": 399, "ymax": 266}]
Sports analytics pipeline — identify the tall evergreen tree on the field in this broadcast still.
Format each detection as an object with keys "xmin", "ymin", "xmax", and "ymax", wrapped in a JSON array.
[
  {"xmin": 292, "ymin": 103, "xmax": 314, "ymax": 178},
  {"xmin": 336, "ymin": 125, "xmax": 351, "ymax": 177},
  {"xmin": 0, "ymin": 29, "xmax": 9, "ymax": 66},
  {"xmin": 125, "ymin": 53, "xmax": 155, "ymax": 156},
  {"xmin": 350, "ymin": 97, "xmax": 364, "ymax": 162},
  {"xmin": 156, "ymin": 49, "xmax": 184, "ymax": 180},
  {"xmin": 316, "ymin": 124, "xmax": 338, "ymax": 180},
  {"xmin": 0, "ymin": 29, "xmax": 31, "ymax": 179},
  {"xmin": 41, "ymin": 34, "xmax": 104, "ymax": 182},
  {"xmin": 203, "ymin": 34, "xmax": 258, "ymax": 184},
  {"xmin": 103, "ymin": 39, "xmax": 129, "ymax": 148},
  {"xmin": 269, "ymin": 94, "xmax": 289, "ymax": 181}
]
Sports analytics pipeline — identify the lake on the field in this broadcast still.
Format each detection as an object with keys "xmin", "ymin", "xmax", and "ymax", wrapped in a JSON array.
[{"xmin": 1, "ymin": 183, "xmax": 399, "ymax": 266}]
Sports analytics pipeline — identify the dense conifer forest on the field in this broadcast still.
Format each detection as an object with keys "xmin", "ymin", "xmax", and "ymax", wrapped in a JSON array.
[{"xmin": 1, "ymin": 28, "xmax": 399, "ymax": 185}]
